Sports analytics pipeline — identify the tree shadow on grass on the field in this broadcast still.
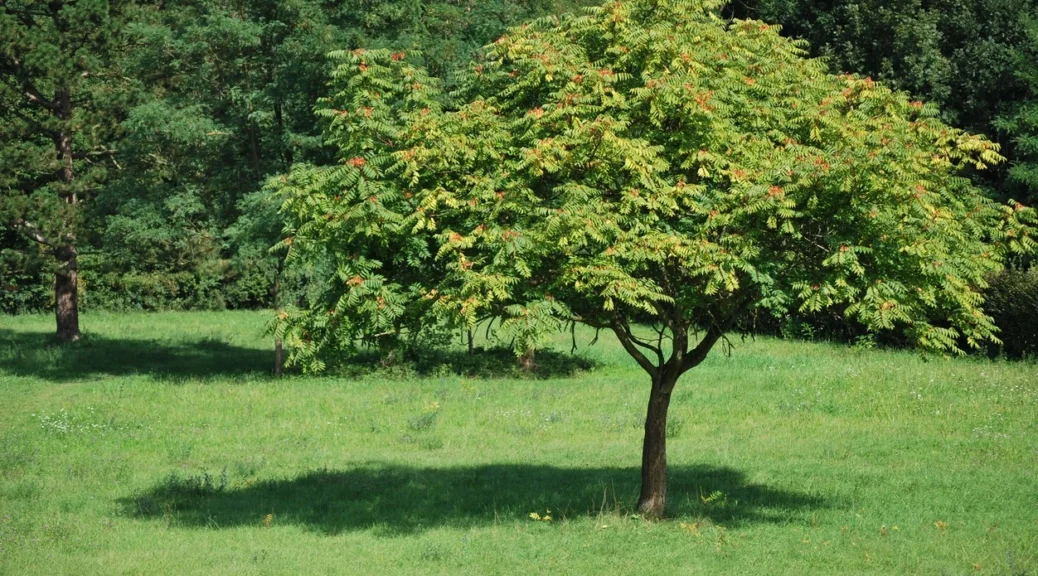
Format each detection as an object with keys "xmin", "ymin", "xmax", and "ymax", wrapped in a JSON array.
[
  {"xmin": 118, "ymin": 463, "xmax": 827, "ymax": 535},
  {"xmin": 0, "ymin": 329, "xmax": 598, "ymax": 382},
  {"xmin": 0, "ymin": 328, "xmax": 273, "ymax": 382},
  {"xmin": 334, "ymin": 346, "xmax": 599, "ymax": 380}
]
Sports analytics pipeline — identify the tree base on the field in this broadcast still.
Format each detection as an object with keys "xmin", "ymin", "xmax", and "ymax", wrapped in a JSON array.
[
  {"xmin": 518, "ymin": 347, "xmax": 535, "ymax": 371},
  {"xmin": 638, "ymin": 495, "xmax": 666, "ymax": 519}
]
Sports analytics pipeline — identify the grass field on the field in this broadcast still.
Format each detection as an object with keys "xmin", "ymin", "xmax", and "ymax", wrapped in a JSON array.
[{"xmin": 0, "ymin": 311, "xmax": 1035, "ymax": 575}]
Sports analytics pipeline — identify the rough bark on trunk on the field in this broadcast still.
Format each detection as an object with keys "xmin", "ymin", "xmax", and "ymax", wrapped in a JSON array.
[
  {"xmin": 54, "ymin": 88, "xmax": 80, "ymax": 343},
  {"xmin": 638, "ymin": 371, "xmax": 677, "ymax": 517},
  {"xmin": 54, "ymin": 245, "xmax": 80, "ymax": 342}
]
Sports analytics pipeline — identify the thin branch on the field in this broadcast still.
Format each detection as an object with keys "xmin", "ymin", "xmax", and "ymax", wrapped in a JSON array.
[
  {"xmin": 680, "ymin": 323, "xmax": 725, "ymax": 375},
  {"xmin": 24, "ymin": 86, "xmax": 58, "ymax": 111},
  {"xmin": 619, "ymin": 317, "xmax": 664, "ymax": 360},
  {"xmin": 1, "ymin": 57, "xmax": 59, "ymax": 112},
  {"xmin": 14, "ymin": 219, "xmax": 53, "ymax": 247},
  {"xmin": 611, "ymin": 321, "xmax": 659, "ymax": 378},
  {"xmin": 629, "ymin": 331, "xmax": 665, "ymax": 361},
  {"xmin": 72, "ymin": 147, "xmax": 117, "ymax": 160},
  {"xmin": 0, "ymin": 101, "xmax": 57, "ymax": 137},
  {"xmin": 651, "ymin": 321, "xmax": 672, "ymax": 345},
  {"xmin": 571, "ymin": 314, "xmax": 610, "ymax": 330}
]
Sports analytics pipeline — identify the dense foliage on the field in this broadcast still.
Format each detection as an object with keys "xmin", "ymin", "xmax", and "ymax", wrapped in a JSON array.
[
  {"xmin": 994, "ymin": 13, "xmax": 1038, "ymax": 206},
  {"xmin": 272, "ymin": 0, "xmax": 1034, "ymax": 514},
  {"xmin": 717, "ymin": 0, "xmax": 1038, "ymax": 353},
  {"xmin": 0, "ymin": 0, "xmax": 142, "ymax": 339},
  {"xmin": 983, "ymin": 268, "xmax": 1038, "ymax": 358},
  {"xmin": 1, "ymin": 0, "xmax": 595, "ymax": 318},
  {"xmin": 734, "ymin": 0, "xmax": 1038, "ymax": 206},
  {"xmin": 3, "ymin": 0, "xmax": 1037, "ymax": 357}
]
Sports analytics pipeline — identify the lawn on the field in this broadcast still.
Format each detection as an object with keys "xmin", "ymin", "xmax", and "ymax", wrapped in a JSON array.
[{"xmin": 0, "ymin": 311, "xmax": 1035, "ymax": 575}]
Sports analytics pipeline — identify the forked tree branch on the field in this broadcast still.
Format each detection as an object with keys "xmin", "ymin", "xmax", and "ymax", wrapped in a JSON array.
[
  {"xmin": 680, "ymin": 324, "xmax": 724, "ymax": 375},
  {"xmin": 611, "ymin": 318, "xmax": 659, "ymax": 379}
]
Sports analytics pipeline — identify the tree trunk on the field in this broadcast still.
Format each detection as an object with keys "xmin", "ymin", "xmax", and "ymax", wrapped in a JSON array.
[
  {"xmin": 274, "ymin": 101, "xmax": 293, "ymax": 168},
  {"xmin": 519, "ymin": 346, "xmax": 535, "ymax": 371},
  {"xmin": 54, "ymin": 245, "xmax": 80, "ymax": 342},
  {"xmin": 273, "ymin": 258, "xmax": 283, "ymax": 376},
  {"xmin": 614, "ymin": 319, "xmax": 723, "ymax": 518},
  {"xmin": 638, "ymin": 371, "xmax": 677, "ymax": 518},
  {"xmin": 249, "ymin": 123, "xmax": 262, "ymax": 181},
  {"xmin": 54, "ymin": 88, "xmax": 79, "ymax": 343}
]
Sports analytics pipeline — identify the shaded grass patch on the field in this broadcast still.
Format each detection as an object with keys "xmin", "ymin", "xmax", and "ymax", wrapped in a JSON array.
[
  {"xmin": 1, "ymin": 310, "xmax": 1035, "ymax": 575},
  {"xmin": 120, "ymin": 463, "xmax": 828, "ymax": 535},
  {"xmin": 0, "ymin": 328, "xmax": 271, "ymax": 382}
]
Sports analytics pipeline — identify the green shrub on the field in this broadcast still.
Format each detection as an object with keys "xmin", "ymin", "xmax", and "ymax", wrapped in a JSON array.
[
  {"xmin": 984, "ymin": 268, "xmax": 1038, "ymax": 359},
  {"xmin": 81, "ymin": 269, "xmax": 227, "ymax": 312},
  {"xmin": 0, "ymin": 270, "xmax": 50, "ymax": 314},
  {"xmin": 0, "ymin": 230, "xmax": 51, "ymax": 314}
]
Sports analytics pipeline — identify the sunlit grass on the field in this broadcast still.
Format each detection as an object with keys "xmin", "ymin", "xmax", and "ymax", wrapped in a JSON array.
[{"xmin": 0, "ymin": 311, "xmax": 1035, "ymax": 574}]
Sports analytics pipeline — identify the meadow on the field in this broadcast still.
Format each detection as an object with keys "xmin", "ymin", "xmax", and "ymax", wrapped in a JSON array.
[{"xmin": 0, "ymin": 311, "xmax": 1035, "ymax": 575}]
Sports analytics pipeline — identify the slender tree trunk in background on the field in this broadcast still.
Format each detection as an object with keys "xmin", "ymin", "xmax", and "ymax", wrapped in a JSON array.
[
  {"xmin": 638, "ymin": 370, "xmax": 678, "ymax": 518},
  {"xmin": 54, "ymin": 88, "xmax": 80, "ymax": 343},
  {"xmin": 467, "ymin": 328, "xmax": 474, "ymax": 355},
  {"xmin": 273, "ymin": 259, "xmax": 283, "ymax": 376},
  {"xmin": 249, "ymin": 123, "xmax": 262, "ymax": 181},
  {"xmin": 274, "ymin": 102, "xmax": 293, "ymax": 167},
  {"xmin": 519, "ymin": 346, "xmax": 535, "ymax": 370}
]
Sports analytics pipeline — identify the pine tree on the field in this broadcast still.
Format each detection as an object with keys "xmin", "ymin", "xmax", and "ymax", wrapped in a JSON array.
[{"xmin": 1, "ymin": 0, "xmax": 134, "ymax": 339}]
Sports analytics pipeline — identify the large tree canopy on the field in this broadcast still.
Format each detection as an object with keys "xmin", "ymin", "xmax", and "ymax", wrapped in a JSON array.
[
  {"xmin": 275, "ymin": 0, "xmax": 1035, "ymax": 516},
  {"xmin": 1, "ymin": 0, "xmax": 597, "ymax": 318}
]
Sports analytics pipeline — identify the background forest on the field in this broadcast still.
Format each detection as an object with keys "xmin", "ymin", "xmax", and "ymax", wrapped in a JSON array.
[{"xmin": 3, "ymin": 0, "xmax": 1037, "ymax": 354}]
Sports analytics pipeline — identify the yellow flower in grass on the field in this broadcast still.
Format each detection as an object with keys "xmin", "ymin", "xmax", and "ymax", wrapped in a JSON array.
[{"xmin": 528, "ymin": 510, "xmax": 552, "ymax": 522}]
